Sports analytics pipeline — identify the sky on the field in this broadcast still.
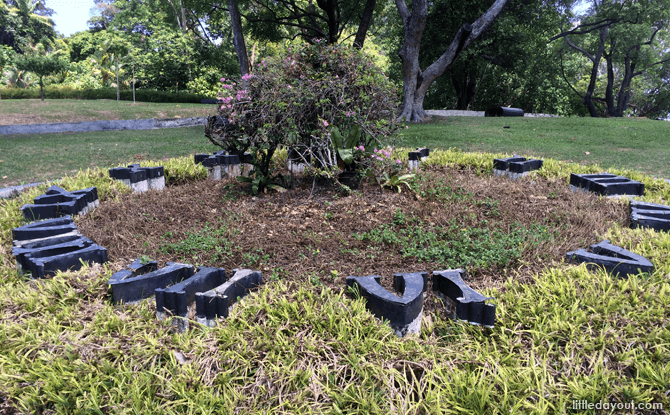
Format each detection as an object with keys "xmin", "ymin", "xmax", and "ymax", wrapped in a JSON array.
[{"xmin": 48, "ymin": 0, "xmax": 99, "ymax": 37}]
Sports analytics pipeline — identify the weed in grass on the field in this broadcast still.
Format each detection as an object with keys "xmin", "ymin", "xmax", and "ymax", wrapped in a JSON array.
[
  {"xmin": 160, "ymin": 220, "xmax": 239, "ymax": 264},
  {"xmin": 356, "ymin": 217, "xmax": 557, "ymax": 270}
]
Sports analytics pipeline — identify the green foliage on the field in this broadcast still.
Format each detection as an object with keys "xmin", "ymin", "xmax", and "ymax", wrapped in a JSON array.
[
  {"xmin": 205, "ymin": 42, "xmax": 398, "ymax": 194},
  {"xmin": 14, "ymin": 52, "xmax": 68, "ymax": 99}
]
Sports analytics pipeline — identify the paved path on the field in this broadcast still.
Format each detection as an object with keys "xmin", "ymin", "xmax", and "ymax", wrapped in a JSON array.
[{"xmin": 0, "ymin": 116, "xmax": 206, "ymax": 135}]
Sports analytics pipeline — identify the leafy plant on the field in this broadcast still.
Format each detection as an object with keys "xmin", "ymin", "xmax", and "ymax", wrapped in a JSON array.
[{"xmin": 382, "ymin": 173, "xmax": 415, "ymax": 193}]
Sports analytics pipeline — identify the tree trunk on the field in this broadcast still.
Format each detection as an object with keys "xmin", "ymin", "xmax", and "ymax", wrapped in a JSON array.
[
  {"xmin": 116, "ymin": 56, "xmax": 120, "ymax": 101},
  {"xmin": 39, "ymin": 75, "xmax": 44, "ymax": 101},
  {"xmin": 453, "ymin": 64, "xmax": 477, "ymax": 110},
  {"xmin": 395, "ymin": 0, "xmax": 509, "ymax": 122},
  {"xmin": 615, "ymin": 50, "xmax": 636, "ymax": 117},
  {"xmin": 229, "ymin": 0, "xmax": 250, "ymax": 75},
  {"xmin": 604, "ymin": 51, "xmax": 615, "ymax": 116},
  {"xmin": 581, "ymin": 26, "xmax": 608, "ymax": 117},
  {"xmin": 353, "ymin": 0, "xmax": 377, "ymax": 49}
]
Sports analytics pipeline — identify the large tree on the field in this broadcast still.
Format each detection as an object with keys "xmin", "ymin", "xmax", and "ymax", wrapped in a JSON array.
[
  {"xmin": 552, "ymin": 0, "xmax": 670, "ymax": 117},
  {"xmin": 394, "ymin": 0, "xmax": 508, "ymax": 121}
]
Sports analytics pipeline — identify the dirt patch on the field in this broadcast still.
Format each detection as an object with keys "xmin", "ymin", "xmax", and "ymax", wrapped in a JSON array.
[
  {"xmin": 0, "ymin": 114, "xmax": 53, "ymax": 126},
  {"xmin": 76, "ymin": 167, "xmax": 627, "ymax": 316}
]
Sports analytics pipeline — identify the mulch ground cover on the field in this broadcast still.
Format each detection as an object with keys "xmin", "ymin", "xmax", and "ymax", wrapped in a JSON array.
[{"xmin": 76, "ymin": 165, "xmax": 628, "ymax": 318}]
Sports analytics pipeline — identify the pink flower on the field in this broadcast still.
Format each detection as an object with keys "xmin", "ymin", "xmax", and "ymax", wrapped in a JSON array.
[
  {"xmin": 358, "ymin": 145, "xmax": 364, "ymax": 151},
  {"xmin": 374, "ymin": 149, "xmax": 378, "ymax": 153},
  {"xmin": 242, "ymin": 73, "xmax": 253, "ymax": 81},
  {"xmin": 287, "ymin": 85, "xmax": 292, "ymax": 89},
  {"xmin": 396, "ymin": 160, "xmax": 402, "ymax": 164},
  {"xmin": 405, "ymin": 126, "xmax": 409, "ymax": 129},
  {"xmin": 220, "ymin": 105, "xmax": 225, "ymax": 110},
  {"xmin": 322, "ymin": 120, "xmax": 329, "ymax": 127},
  {"xmin": 220, "ymin": 77, "xmax": 226, "ymax": 82}
]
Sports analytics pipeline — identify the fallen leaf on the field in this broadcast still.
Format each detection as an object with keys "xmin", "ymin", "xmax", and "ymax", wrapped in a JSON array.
[
  {"xmin": 585, "ymin": 151, "xmax": 590, "ymax": 155},
  {"xmin": 2, "ymin": 176, "xmax": 6, "ymax": 179}
]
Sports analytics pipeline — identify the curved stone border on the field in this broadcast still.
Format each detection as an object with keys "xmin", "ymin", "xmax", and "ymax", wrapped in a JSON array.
[
  {"xmin": 425, "ymin": 110, "xmax": 559, "ymax": 117},
  {"xmin": 630, "ymin": 200, "xmax": 670, "ymax": 232},
  {"xmin": 0, "ymin": 117, "xmax": 206, "ymax": 135},
  {"xmin": 346, "ymin": 272, "xmax": 428, "ymax": 336},
  {"xmin": 195, "ymin": 269, "xmax": 263, "ymax": 327},
  {"xmin": 432, "ymin": 269, "xmax": 496, "ymax": 327},
  {"xmin": 108, "ymin": 260, "xmax": 194, "ymax": 304},
  {"xmin": 566, "ymin": 240, "xmax": 654, "ymax": 278}
]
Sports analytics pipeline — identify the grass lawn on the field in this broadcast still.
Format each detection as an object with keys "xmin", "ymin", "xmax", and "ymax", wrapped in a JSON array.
[
  {"xmin": 401, "ymin": 116, "xmax": 670, "ymax": 179},
  {"xmin": 0, "ymin": 126, "xmax": 219, "ymax": 187},
  {"xmin": 0, "ymin": 99, "xmax": 217, "ymax": 125},
  {"xmin": 0, "ymin": 149, "xmax": 668, "ymax": 413},
  {"xmin": 2, "ymin": 115, "xmax": 668, "ymax": 188}
]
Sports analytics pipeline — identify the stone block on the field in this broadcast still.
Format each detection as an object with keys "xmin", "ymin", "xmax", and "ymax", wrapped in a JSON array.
[
  {"xmin": 194, "ymin": 154, "xmax": 210, "ymax": 164},
  {"xmin": 630, "ymin": 200, "xmax": 670, "ymax": 232},
  {"xmin": 23, "ymin": 243, "xmax": 107, "ymax": 278},
  {"xmin": 108, "ymin": 261, "xmax": 193, "ymax": 304},
  {"xmin": 432, "ymin": 269, "xmax": 496, "ymax": 327},
  {"xmin": 195, "ymin": 269, "xmax": 262, "ymax": 327},
  {"xmin": 566, "ymin": 239, "xmax": 654, "ymax": 278},
  {"xmin": 21, "ymin": 186, "xmax": 98, "ymax": 220},
  {"xmin": 493, "ymin": 156, "xmax": 543, "ymax": 179},
  {"xmin": 12, "ymin": 216, "xmax": 79, "ymax": 244},
  {"xmin": 569, "ymin": 173, "xmax": 644, "ymax": 197},
  {"xmin": 155, "ymin": 267, "xmax": 226, "ymax": 321},
  {"xmin": 408, "ymin": 148, "xmax": 430, "ymax": 171},
  {"xmin": 13, "ymin": 234, "xmax": 93, "ymax": 272},
  {"xmin": 109, "ymin": 165, "xmax": 165, "ymax": 192},
  {"xmin": 346, "ymin": 272, "xmax": 427, "ymax": 336}
]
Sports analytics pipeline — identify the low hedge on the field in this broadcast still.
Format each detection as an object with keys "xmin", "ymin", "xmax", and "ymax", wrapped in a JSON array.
[{"xmin": 0, "ymin": 86, "xmax": 207, "ymax": 103}]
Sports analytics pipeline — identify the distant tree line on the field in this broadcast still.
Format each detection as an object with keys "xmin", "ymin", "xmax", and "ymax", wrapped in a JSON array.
[{"xmin": 1, "ymin": 0, "xmax": 669, "ymax": 118}]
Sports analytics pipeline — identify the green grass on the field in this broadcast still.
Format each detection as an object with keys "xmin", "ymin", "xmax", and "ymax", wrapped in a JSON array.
[
  {"xmin": 0, "ymin": 126, "xmax": 219, "ymax": 187},
  {"xmin": 0, "ymin": 152, "xmax": 669, "ymax": 413},
  {"xmin": 401, "ymin": 116, "xmax": 670, "ymax": 179},
  {"xmin": 0, "ymin": 98, "xmax": 216, "ymax": 124}
]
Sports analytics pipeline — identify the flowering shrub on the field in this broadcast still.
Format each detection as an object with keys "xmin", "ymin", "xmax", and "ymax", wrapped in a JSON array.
[
  {"xmin": 364, "ymin": 147, "xmax": 414, "ymax": 192},
  {"xmin": 204, "ymin": 42, "xmax": 398, "ymax": 193}
]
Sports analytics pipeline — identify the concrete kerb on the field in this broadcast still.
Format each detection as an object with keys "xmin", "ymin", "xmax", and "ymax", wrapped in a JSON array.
[
  {"xmin": 432, "ymin": 269, "xmax": 496, "ymax": 327},
  {"xmin": 195, "ymin": 269, "xmax": 263, "ymax": 327},
  {"xmin": 346, "ymin": 272, "xmax": 428, "ymax": 337},
  {"xmin": 566, "ymin": 239, "xmax": 654, "ymax": 278},
  {"xmin": 0, "ymin": 117, "xmax": 207, "ymax": 135}
]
